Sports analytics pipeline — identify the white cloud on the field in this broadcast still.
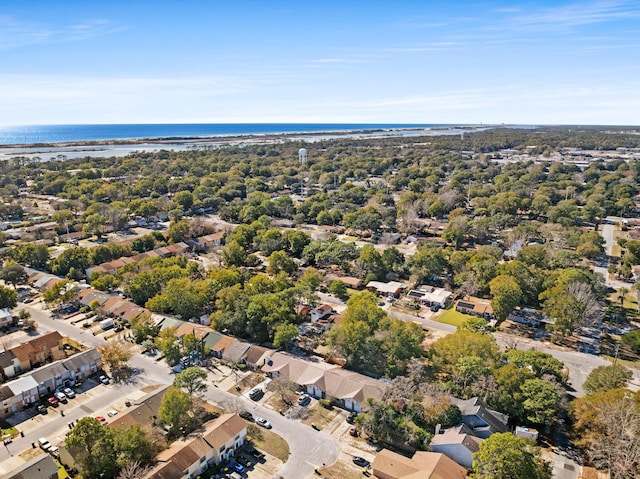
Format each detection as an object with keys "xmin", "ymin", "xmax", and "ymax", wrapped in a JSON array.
[{"xmin": 0, "ymin": 15, "xmax": 126, "ymax": 50}]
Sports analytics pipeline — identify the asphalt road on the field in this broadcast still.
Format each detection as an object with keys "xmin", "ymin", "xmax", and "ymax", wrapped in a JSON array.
[{"xmin": 7, "ymin": 300, "xmax": 339, "ymax": 479}]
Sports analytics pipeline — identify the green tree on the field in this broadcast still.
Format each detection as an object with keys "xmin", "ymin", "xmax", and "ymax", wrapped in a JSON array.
[
  {"xmin": 130, "ymin": 313, "xmax": 159, "ymax": 343},
  {"xmin": 266, "ymin": 250, "xmax": 298, "ymax": 276},
  {"xmin": 97, "ymin": 341, "xmax": 134, "ymax": 377},
  {"xmin": 520, "ymin": 378, "xmax": 560, "ymax": 426},
  {"xmin": 65, "ymin": 417, "xmax": 118, "ymax": 479},
  {"xmin": 42, "ymin": 279, "xmax": 77, "ymax": 306},
  {"xmin": 167, "ymin": 220, "xmax": 190, "ymax": 244},
  {"xmin": 50, "ymin": 247, "xmax": 90, "ymax": 278},
  {"xmin": 0, "ymin": 284, "xmax": 18, "ymax": 309},
  {"xmin": 471, "ymin": 432, "xmax": 551, "ymax": 479},
  {"xmin": 173, "ymin": 366, "xmax": 208, "ymax": 399},
  {"xmin": 0, "ymin": 262, "xmax": 28, "ymax": 289},
  {"xmin": 155, "ymin": 327, "xmax": 181, "ymax": 365},
  {"xmin": 273, "ymin": 322, "xmax": 299, "ymax": 349},
  {"xmin": 429, "ymin": 330, "xmax": 500, "ymax": 375},
  {"xmin": 173, "ymin": 191, "xmax": 194, "ymax": 211},
  {"xmin": 489, "ymin": 274, "xmax": 522, "ymax": 323},
  {"xmin": 13, "ymin": 243, "xmax": 49, "ymax": 268},
  {"xmin": 221, "ymin": 240, "xmax": 247, "ymax": 267},
  {"xmin": 112, "ymin": 424, "xmax": 155, "ymax": 472},
  {"xmin": 83, "ymin": 213, "xmax": 107, "ymax": 238},
  {"xmin": 328, "ymin": 280, "xmax": 348, "ymax": 300},
  {"xmin": 583, "ymin": 364, "xmax": 633, "ymax": 394},
  {"xmin": 158, "ymin": 387, "xmax": 192, "ymax": 436}
]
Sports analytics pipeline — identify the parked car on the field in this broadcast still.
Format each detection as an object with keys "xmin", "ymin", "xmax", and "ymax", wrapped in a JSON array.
[
  {"xmin": 54, "ymin": 391, "xmax": 67, "ymax": 403},
  {"xmin": 37, "ymin": 405, "xmax": 48, "ymax": 415},
  {"xmin": 353, "ymin": 456, "xmax": 369, "ymax": 468},
  {"xmin": 349, "ymin": 427, "xmax": 360, "ymax": 437},
  {"xmin": 249, "ymin": 387, "xmax": 263, "ymax": 400},
  {"xmin": 95, "ymin": 416, "xmax": 107, "ymax": 424},
  {"xmin": 255, "ymin": 417, "xmax": 271, "ymax": 429},
  {"xmin": 38, "ymin": 437, "xmax": 58, "ymax": 454},
  {"xmin": 297, "ymin": 393, "xmax": 311, "ymax": 406},
  {"xmin": 237, "ymin": 456, "xmax": 251, "ymax": 467},
  {"xmin": 99, "ymin": 375, "xmax": 110, "ymax": 385},
  {"xmin": 63, "ymin": 387, "xmax": 75, "ymax": 399},
  {"xmin": 47, "ymin": 396, "xmax": 59, "ymax": 407},
  {"xmin": 239, "ymin": 410, "xmax": 254, "ymax": 421},
  {"xmin": 107, "ymin": 409, "xmax": 118, "ymax": 417},
  {"xmin": 346, "ymin": 412, "xmax": 358, "ymax": 424},
  {"xmin": 229, "ymin": 461, "xmax": 245, "ymax": 474}
]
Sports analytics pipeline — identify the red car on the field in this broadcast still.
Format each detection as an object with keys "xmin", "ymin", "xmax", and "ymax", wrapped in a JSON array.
[{"xmin": 47, "ymin": 397, "xmax": 59, "ymax": 407}]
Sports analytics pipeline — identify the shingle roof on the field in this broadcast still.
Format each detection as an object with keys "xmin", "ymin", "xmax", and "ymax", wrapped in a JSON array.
[
  {"xmin": 202, "ymin": 413, "xmax": 246, "ymax": 449},
  {"xmin": 372, "ymin": 449, "xmax": 468, "ymax": 479}
]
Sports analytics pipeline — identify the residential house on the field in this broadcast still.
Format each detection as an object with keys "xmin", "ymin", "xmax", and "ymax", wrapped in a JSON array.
[
  {"xmin": 451, "ymin": 397, "xmax": 509, "ymax": 438},
  {"xmin": 2, "ymin": 375, "xmax": 39, "ymax": 417},
  {"xmin": 0, "ymin": 307, "xmax": 13, "ymax": 328},
  {"xmin": 262, "ymin": 352, "xmax": 386, "ymax": 412},
  {"xmin": 311, "ymin": 304, "xmax": 334, "ymax": 322},
  {"xmin": 108, "ymin": 385, "xmax": 169, "ymax": 430},
  {"xmin": 9, "ymin": 331, "xmax": 65, "ymax": 371},
  {"xmin": 209, "ymin": 335, "xmax": 238, "ymax": 359},
  {"xmin": 372, "ymin": 448, "xmax": 468, "ymax": 479},
  {"xmin": 366, "ymin": 281, "xmax": 407, "ymax": 298},
  {"xmin": 0, "ymin": 349, "xmax": 22, "ymax": 379},
  {"xmin": 406, "ymin": 286, "xmax": 452, "ymax": 308},
  {"xmin": 244, "ymin": 345, "xmax": 275, "ymax": 371},
  {"xmin": 312, "ymin": 368, "xmax": 387, "ymax": 412},
  {"xmin": 334, "ymin": 276, "xmax": 363, "ymax": 289},
  {"xmin": 188, "ymin": 232, "xmax": 224, "ymax": 252},
  {"xmin": 429, "ymin": 424, "xmax": 483, "ymax": 468},
  {"xmin": 31, "ymin": 362, "xmax": 71, "ymax": 396},
  {"xmin": 222, "ymin": 341, "xmax": 251, "ymax": 365},
  {"xmin": 455, "ymin": 300, "xmax": 494, "ymax": 320},
  {"xmin": 6, "ymin": 453, "xmax": 59, "ymax": 479},
  {"xmin": 142, "ymin": 413, "xmax": 247, "ymax": 479},
  {"xmin": 61, "ymin": 349, "xmax": 102, "ymax": 382}
]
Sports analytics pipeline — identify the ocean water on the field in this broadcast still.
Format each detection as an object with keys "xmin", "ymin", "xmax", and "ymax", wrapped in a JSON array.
[{"xmin": 0, "ymin": 123, "xmax": 451, "ymax": 145}]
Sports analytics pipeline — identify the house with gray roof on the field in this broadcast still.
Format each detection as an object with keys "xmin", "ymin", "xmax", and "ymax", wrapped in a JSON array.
[
  {"xmin": 0, "ymin": 349, "xmax": 22, "ymax": 379},
  {"xmin": 2, "ymin": 375, "xmax": 38, "ymax": 417},
  {"xmin": 31, "ymin": 362, "xmax": 71, "ymax": 396},
  {"xmin": 451, "ymin": 396, "xmax": 509, "ymax": 438},
  {"xmin": 61, "ymin": 349, "xmax": 101, "ymax": 381},
  {"xmin": 7, "ymin": 453, "xmax": 58, "ymax": 479}
]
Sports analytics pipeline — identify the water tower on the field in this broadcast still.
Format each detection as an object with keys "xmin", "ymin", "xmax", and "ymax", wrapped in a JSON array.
[{"xmin": 299, "ymin": 148, "xmax": 307, "ymax": 165}]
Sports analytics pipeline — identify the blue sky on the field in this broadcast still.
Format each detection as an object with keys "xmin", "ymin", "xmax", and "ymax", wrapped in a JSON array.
[{"xmin": 1, "ymin": 0, "xmax": 639, "ymax": 125}]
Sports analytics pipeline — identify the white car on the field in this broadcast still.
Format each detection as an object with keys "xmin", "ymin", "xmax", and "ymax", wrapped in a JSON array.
[
  {"xmin": 38, "ymin": 437, "xmax": 58, "ymax": 455},
  {"xmin": 255, "ymin": 417, "xmax": 272, "ymax": 429},
  {"xmin": 107, "ymin": 409, "xmax": 118, "ymax": 417},
  {"xmin": 63, "ymin": 387, "xmax": 75, "ymax": 399},
  {"xmin": 54, "ymin": 391, "xmax": 67, "ymax": 403}
]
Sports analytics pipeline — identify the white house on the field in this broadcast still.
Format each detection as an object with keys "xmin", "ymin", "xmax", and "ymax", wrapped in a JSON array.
[
  {"xmin": 0, "ymin": 308, "xmax": 12, "ymax": 328},
  {"xmin": 429, "ymin": 424, "xmax": 483, "ymax": 468}
]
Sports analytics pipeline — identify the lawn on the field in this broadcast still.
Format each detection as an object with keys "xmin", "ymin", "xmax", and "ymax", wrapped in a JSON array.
[
  {"xmin": 318, "ymin": 460, "xmax": 363, "ymax": 479},
  {"xmin": 247, "ymin": 424, "xmax": 290, "ymax": 462},
  {"xmin": 436, "ymin": 309, "xmax": 472, "ymax": 327},
  {"xmin": 298, "ymin": 402, "xmax": 338, "ymax": 430}
]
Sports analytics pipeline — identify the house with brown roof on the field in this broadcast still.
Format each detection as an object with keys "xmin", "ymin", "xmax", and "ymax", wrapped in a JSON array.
[
  {"xmin": 455, "ymin": 299, "xmax": 494, "ymax": 320},
  {"xmin": 209, "ymin": 335, "xmax": 238, "ymax": 359},
  {"xmin": 311, "ymin": 304, "xmax": 334, "ymax": 322},
  {"xmin": 372, "ymin": 448, "xmax": 468, "ymax": 479},
  {"xmin": 262, "ymin": 352, "xmax": 386, "ymax": 412},
  {"xmin": 9, "ymin": 331, "xmax": 64, "ymax": 371},
  {"xmin": 244, "ymin": 345, "xmax": 275, "ymax": 370},
  {"xmin": 429, "ymin": 424, "xmax": 482, "ymax": 468},
  {"xmin": 60, "ymin": 349, "xmax": 102, "ymax": 382},
  {"xmin": 142, "ymin": 413, "xmax": 247, "ymax": 479}
]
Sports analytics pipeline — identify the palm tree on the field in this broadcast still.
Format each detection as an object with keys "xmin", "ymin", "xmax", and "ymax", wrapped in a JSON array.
[{"xmin": 618, "ymin": 287, "xmax": 629, "ymax": 308}]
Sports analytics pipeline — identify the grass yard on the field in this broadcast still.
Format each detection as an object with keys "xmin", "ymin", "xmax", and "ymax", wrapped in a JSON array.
[
  {"xmin": 318, "ymin": 460, "xmax": 363, "ymax": 479},
  {"xmin": 436, "ymin": 308, "xmax": 471, "ymax": 327},
  {"xmin": 247, "ymin": 424, "xmax": 290, "ymax": 462},
  {"xmin": 299, "ymin": 402, "xmax": 338, "ymax": 429}
]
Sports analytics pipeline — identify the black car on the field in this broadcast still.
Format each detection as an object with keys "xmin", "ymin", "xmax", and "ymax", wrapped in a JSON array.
[
  {"xmin": 239, "ymin": 410, "xmax": 254, "ymax": 421},
  {"xmin": 353, "ymin": 456, "xmax": 369, "ymax": 468},
  {"xmin": 346, "ymin": 412, "xmax": 358, "ymax": 424},
  {"xmin": 37, "ymin": 405, "xmax": 48, "ymax": 415},
  {"xmin": 237, "ymin": 456, "xmax": 252, "ymax": 467}
]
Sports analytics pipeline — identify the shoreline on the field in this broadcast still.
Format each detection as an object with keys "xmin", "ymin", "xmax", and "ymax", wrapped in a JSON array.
[{"xmin": 0, "ymin": 125, "xmax": 492, "ymax": 161}]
